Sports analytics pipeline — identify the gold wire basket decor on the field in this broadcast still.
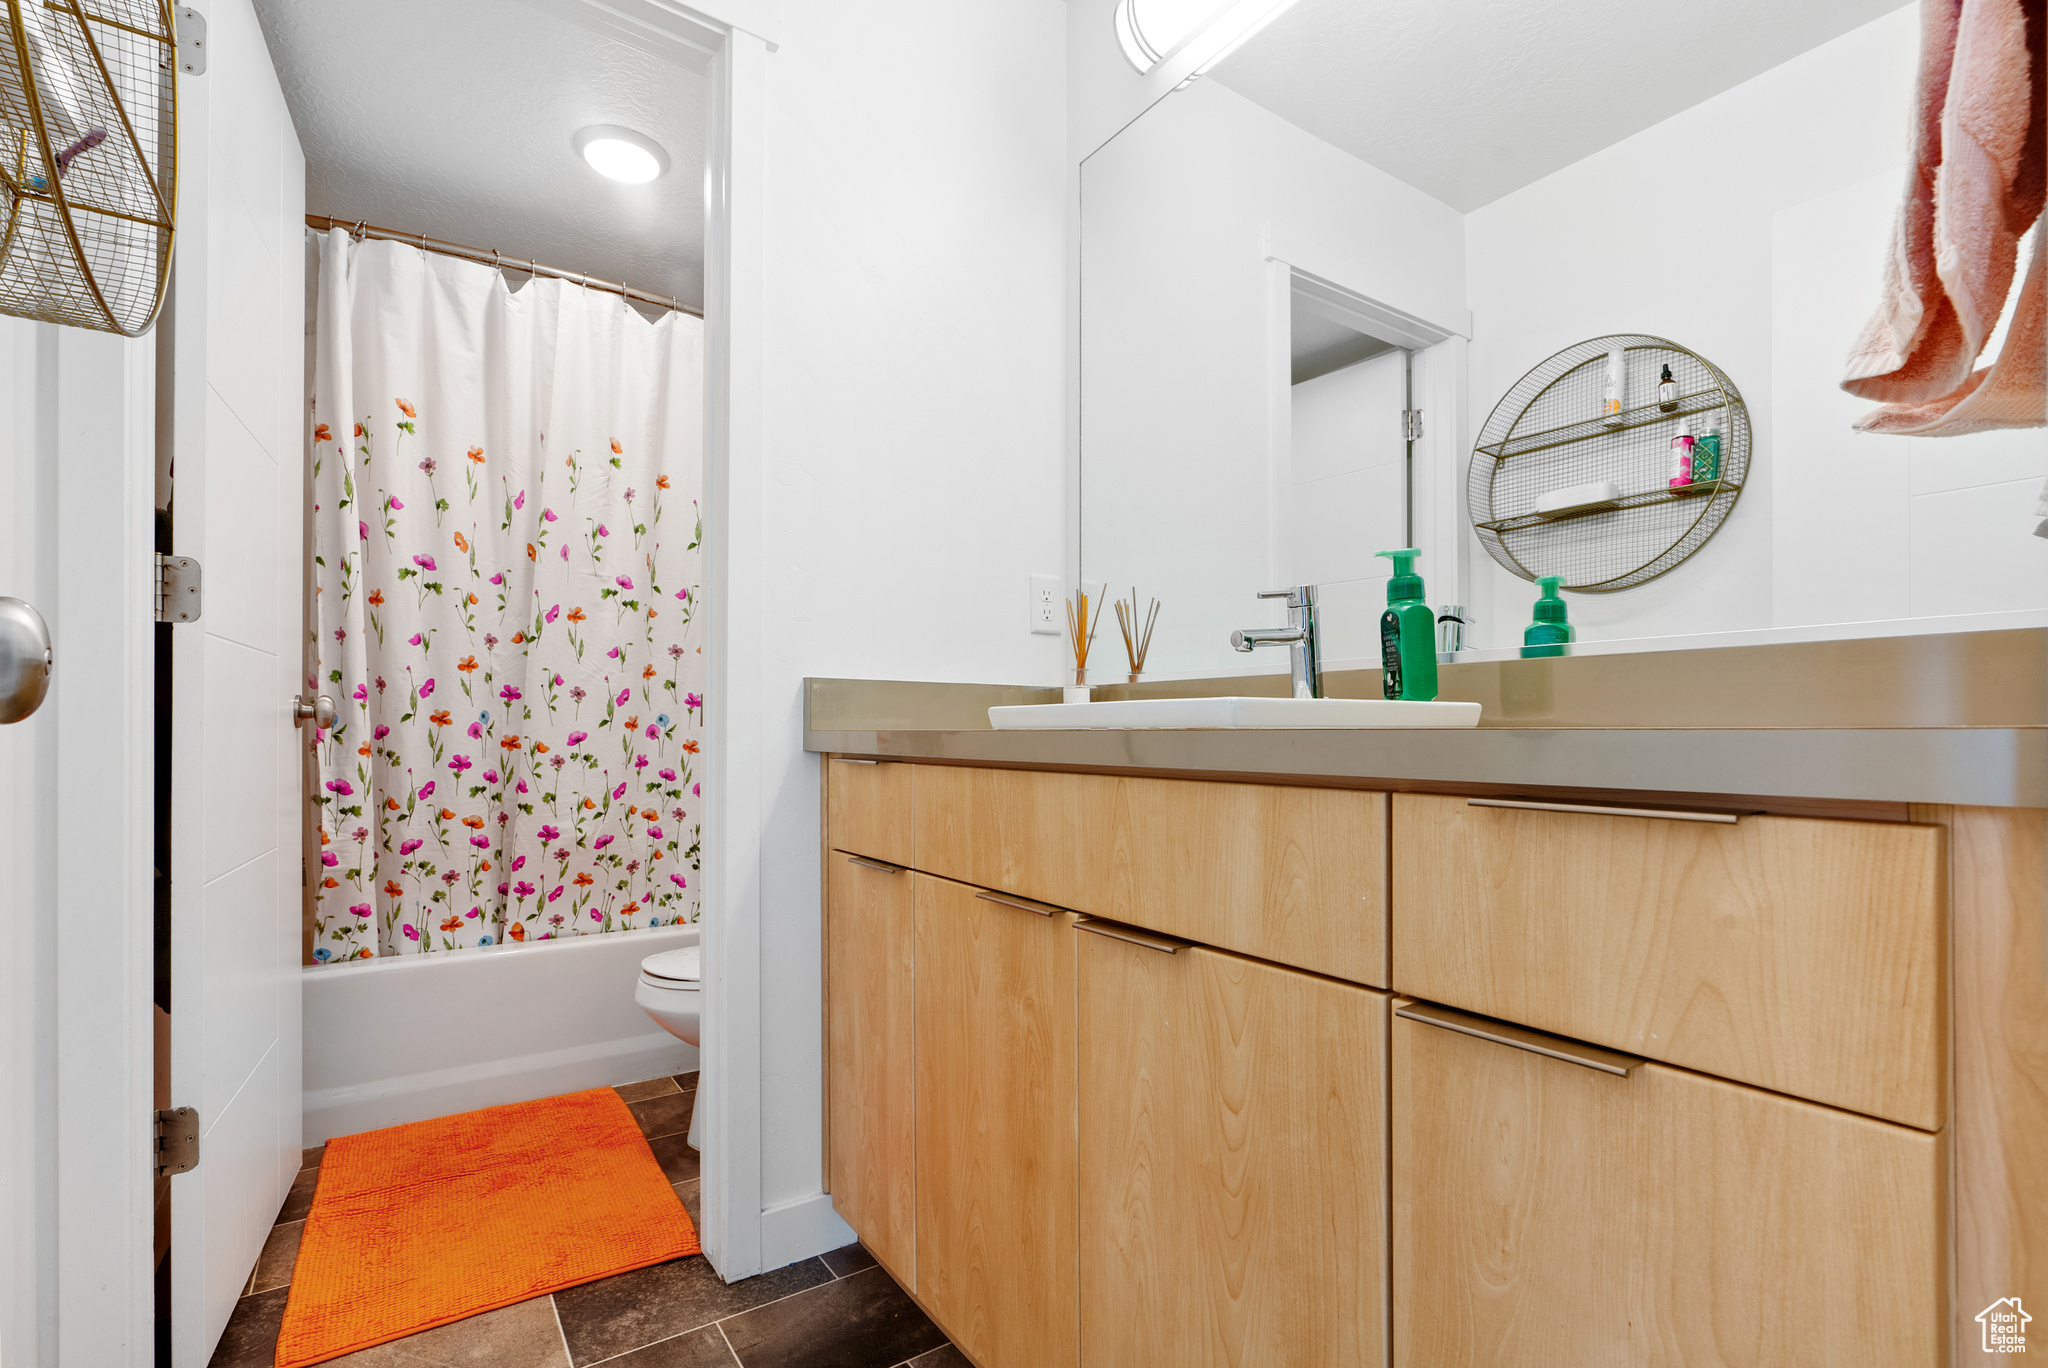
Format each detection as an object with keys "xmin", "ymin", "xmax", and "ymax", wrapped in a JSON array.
[
  {"xmin": 0, "ymin": 0, "xmax": 177, "ymax": 336},
  {"xmin": 1466, "ymin": 334, "xmax": 1751, "ymax": 593}
]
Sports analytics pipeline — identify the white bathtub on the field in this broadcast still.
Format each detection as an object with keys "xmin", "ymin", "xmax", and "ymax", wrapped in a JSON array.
[{"xmin": 303, "ymin": 926, "xmax": 700, "ymax": 1143}]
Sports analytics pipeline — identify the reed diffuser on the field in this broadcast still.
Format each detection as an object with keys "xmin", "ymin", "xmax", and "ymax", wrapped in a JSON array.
[
  {"xmin": 1113, "ymin": 587, "xmax": 1160, "ymax": 683},
  {"xmin": 1065, "ymin": 586, "xmax": 1103, "ymax": 689}
]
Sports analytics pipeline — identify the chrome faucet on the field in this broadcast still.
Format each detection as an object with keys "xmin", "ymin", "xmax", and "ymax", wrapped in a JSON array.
[{"xmin": 1230, "ymin": 586, "xmax": 1324, "ymax": 699}]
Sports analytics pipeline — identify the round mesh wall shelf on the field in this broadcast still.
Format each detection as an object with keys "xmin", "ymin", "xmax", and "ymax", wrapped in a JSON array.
[
  {"xmin": 1467, "ymin": 334, "xmax": 1750, "ymax": 592},
  {"xmin": 0, "ymin": 0, "xmax": 178, "ymax": 336}
]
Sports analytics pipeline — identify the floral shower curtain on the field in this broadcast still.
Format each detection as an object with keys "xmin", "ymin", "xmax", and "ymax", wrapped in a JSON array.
[{"xmin": 309, "ymin": 230, "xmax": 705, "ymax": 961}]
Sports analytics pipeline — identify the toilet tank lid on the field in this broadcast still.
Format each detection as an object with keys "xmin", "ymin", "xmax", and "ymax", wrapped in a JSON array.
[{"xmin": 641, "ymin": 947, "xmax": 700, "ymax": 982}]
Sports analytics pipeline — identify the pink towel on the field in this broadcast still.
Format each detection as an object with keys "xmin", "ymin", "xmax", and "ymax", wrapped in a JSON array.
[
  {"xmin": 1931, "ymin": 0, "xmax": 2044, "ymax": 370},
  {"xmin": 1854, "ymin": 225, "xmax": 2043, "ymax": 434},
  {"xmin": 1842, "ymin": 0, "xmax": 2044, "ymax": 405},
  {"xmin": 1841, "ymin": 0, "xmax": 1965, "ymax": 402}
]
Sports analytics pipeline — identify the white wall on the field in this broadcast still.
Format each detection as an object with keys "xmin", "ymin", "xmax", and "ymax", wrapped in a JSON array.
[
  {"xmin": 1080, "ymin": 78, "xmax": 1467, "ymax": 677},
  {"xmin": 748, "ymin": 0, "xmax": 1069, "ymax": 1252},
  {"xmin": 1462, "ymin": 5, "xmax": 2047, "ymax": 650}
]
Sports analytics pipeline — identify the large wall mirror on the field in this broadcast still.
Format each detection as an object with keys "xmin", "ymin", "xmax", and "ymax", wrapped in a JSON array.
[{"xmin": 1078, "ymin": 0, "xmax": 2047, "ymax": 682}]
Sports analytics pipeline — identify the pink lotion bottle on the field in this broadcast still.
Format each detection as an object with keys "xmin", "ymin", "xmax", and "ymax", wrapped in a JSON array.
[{"xmin": 1668, "ymin": 419, "xmax": 1695, "ymax": 488}]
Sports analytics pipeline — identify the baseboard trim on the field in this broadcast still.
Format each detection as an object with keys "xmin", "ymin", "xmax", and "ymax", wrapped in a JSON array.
[{"xmin": 757, "ymin": 1192, "xmax": 856, "ymax": 1273}]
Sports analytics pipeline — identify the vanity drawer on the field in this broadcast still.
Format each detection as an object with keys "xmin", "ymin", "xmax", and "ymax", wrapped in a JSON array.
[
  {"xmin": 913, "ymin": 765, "xmax": 1387, "ymax": 987},
  {"xmin": 1392, "ymin": 1002, "xmax": 1944, "ymax": 1367},
  {"xmin": 825, "ymin": 757, "xmax": 913, "ymax": 866},
  {"xmin": 1391, "ymin": 793, "xmax": 1944, "ymax": 1129}
]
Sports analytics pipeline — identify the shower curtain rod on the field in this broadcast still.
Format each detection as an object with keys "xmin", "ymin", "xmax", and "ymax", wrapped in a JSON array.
[{"xmin": 305, "ymin": 214, "xmax": 703, "ymax": 318}]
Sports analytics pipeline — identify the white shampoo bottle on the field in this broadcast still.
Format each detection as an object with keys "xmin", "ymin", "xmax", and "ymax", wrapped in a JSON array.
[{"xmin": 1601, "ymin": 347, "xmax": 1626, "ymax": 426}]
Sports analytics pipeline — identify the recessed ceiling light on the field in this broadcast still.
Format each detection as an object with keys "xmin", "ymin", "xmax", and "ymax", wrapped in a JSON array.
[{"xmin": 574, "ymin": 125, "xmax": 668, "ymax": 184}]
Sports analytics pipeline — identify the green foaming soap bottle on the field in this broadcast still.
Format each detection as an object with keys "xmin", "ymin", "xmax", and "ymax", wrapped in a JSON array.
[
  {"xmin": 1376, "ymin": 549, "xmax": 1438, "ymax": 700},
  {"xmin": 1521, "ymin": 575, "xmax": 1575, "ymax": 658}
]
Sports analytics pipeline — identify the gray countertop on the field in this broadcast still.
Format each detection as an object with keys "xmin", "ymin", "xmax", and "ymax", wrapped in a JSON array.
[
  {"xmin": 803, "ymin": 721, "xmax": 2043, "ymax": 809},
  {"xmin": 802, "ymin": 630, "xmax": 2048, "ymax": 808}
]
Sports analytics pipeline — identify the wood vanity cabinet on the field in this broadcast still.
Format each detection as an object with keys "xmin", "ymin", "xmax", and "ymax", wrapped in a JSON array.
[
  {"xmin": 1078, "ymin": 926, "xmax": 1389, "ymax": 1368},
  {"xmin": 913, "ymin": 873, "xmax": 1079, "ymax": 1368},
  {"xmin": 1391, "ymin": 1002, "xmax": 1945, "ymax": 1368},
  {"xmin": 823, "ymin": 850, "xmax": 916, "ymax": 1285},
  {"xmin": 825, "ymin": 756, "xmax": 914, "ymax": 865},
  {"xmin": 913, "ymin": 765, "xmax": 1388, "ymax": 987},
  {"xmin": 1392, "ymin": 793, "xmax": 1945, "ymax": 1129},
  {"xmin": 818, "ymin": 759, "xmax": 2037, "ymax": 1366}
]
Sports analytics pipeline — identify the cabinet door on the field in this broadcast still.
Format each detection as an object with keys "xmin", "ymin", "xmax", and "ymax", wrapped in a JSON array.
[
  {"xmin": 1392, "ymin": 1003, "xmax": 1945, "ymax": 1367},
  {"xmin": 914, "ymin": 765, "xmax": 1387, "ymax": 987},
  {"xmin": 914, "ymin": 874, "xmax": 1078, "ymax": 1368},
  {"xmin": 1392, "ymin": 794, "xmax": 1945, "ymax": 1129},
  {"xmin": 1080, "ymin": 929, "xmax": 1388, "ymax": 1367},
  {"xmin": 826, "ymin": 756, "xmax": 914, "ymax": 865},
  {"xmin": 825, "ymin": 852, "xmax": 916, "ymax": 1283}
]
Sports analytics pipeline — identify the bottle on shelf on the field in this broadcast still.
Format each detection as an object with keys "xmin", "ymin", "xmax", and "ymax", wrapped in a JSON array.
[
  {"xmin": 1693, "ymin": 420, "xmax": 1722, "ymax": 483},
  {"xmin": 1600, "ymin": 347, "xmax": 1626, "ymax": 426},
  {"xmin": 1657, "ymin": 364, "xmax": 1677, "ymax": 410},
  {"xmin": 1668, "ymin": 419, "xmax": 1695, "ymax": 488}
]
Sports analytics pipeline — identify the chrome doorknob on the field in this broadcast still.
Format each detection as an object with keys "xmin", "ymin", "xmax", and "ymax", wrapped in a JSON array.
[
  {"xmin": 294, "ymin": 694, "xmax": 335, "ymax": 729},
  {"xmin": 0, "ymin": 597, "xmax": 53, "ymax": 724}
]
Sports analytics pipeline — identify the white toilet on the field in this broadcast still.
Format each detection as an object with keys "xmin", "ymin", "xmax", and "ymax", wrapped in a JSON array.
[{"xmin": 635, "ymin": 930, "xmax": 702, "ymax": 1150}]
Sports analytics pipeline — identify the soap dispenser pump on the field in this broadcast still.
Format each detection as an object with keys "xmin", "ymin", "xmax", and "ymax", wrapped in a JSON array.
[
  {"xmin": 1375, "ymin": 549, "xmax": 1439, "ymax": 701},
  {"xmin": 1521, "ymin": 575, "xmax": 1575, "ymax": 658}
]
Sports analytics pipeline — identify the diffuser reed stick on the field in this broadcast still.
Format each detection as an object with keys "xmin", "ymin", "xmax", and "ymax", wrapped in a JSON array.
[
  {"xmin": 1114, "ymin": 587, "xmax": 1160, "ymax": 681},
  {"xmin": 1065, "ymin": 586, "xmax": 1103, "ymax": 684}
]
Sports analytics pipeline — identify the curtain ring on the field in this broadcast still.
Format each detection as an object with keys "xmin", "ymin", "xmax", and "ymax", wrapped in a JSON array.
[{"xmin": 351, "ymin": 219, "xmax": 366, "ymax": 242}]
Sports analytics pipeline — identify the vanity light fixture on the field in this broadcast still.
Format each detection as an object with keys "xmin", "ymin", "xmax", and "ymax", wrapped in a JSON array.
[
  {"xmin": 1113, "ymin": 0, "xmax": 1300, "ymax": 82},
  {"xmin": 574, "ymin": 125, "xmax": 669, "ymax": 184}
]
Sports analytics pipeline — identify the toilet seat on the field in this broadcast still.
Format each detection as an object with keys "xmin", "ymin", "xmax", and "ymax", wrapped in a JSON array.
[{"xmin": 640, "ymin": 946, "xmax": 700, "ymax": 985}]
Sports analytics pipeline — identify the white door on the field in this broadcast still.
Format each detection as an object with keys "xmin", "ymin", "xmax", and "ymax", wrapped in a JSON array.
[{"xmin": 166, "ymin": 1, "xmax": 309, "ymax": 1361}]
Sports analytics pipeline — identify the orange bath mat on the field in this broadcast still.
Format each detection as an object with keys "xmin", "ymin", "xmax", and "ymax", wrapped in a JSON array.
[{"xmin": 276, "ymin": 1087, "xmax": 698, "ymax": 1367}]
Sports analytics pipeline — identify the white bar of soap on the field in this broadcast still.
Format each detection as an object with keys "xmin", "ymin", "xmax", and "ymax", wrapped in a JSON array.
[{"xmin": 1534, "ymin": 480, "xmax": 1621, "ymax": 516}]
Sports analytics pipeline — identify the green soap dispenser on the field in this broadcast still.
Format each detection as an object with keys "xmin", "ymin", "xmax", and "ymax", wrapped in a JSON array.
[
  {"xmin": 1521, "ymin": 576, "xmax": 1575, "ymax": 658},
  {"xmin": 1375, "ymin": 549, "xmax": 1439, "ymax": 701}
]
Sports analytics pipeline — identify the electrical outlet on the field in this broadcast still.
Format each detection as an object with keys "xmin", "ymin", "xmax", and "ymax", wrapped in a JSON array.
[{"xmin": 1028, "ymin": 576, "xmax": 1060, "ymax": 635}]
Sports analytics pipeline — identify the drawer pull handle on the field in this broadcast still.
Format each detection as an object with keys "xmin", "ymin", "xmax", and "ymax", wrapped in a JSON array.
[
  {"xmin": 843, "ymin": 855, "xmax": 907, "ymax": 874},
  {"xmin": 1396, "ymin": 1000, "xmax": 1642, "ymax": 1077},
  {"xmin": 830, "ymin": 757, "xmax": 880, "ymax": 766},
  {"xmin": 974, "ymin": 890, "xmax": 1065, "ymax": 918},
  {"xmin": 1467, "ymin": 797, "xmax": 1740, "ymax": 824},
  {"xmin": 1074, "ymin": 917, "xmax": 1185, "ymax": 954}
]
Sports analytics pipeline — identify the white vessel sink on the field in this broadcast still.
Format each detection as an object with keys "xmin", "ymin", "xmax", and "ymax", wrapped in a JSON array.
[{"xmin": 987, "ymin": 696, "xmax": 1481, "ymax": 730}]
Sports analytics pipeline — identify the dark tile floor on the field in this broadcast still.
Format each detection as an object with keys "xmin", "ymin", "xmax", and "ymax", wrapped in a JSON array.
[{"xmin": 207, "ymin": 1073, "xmax": 960, "ymax": 1368}]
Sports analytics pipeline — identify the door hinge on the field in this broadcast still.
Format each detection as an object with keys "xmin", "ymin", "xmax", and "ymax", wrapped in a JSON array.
[
  {"xmin": 154, "ymin": 1106, "xmax": 199, "ymax": 1176},
  {"xmin": 155, "ymin": 554, "xmax": 202, "ymax": 624},
  {"xmin": 1402, "ymin": 409, "xmax": 1424, "ymax": 441}
]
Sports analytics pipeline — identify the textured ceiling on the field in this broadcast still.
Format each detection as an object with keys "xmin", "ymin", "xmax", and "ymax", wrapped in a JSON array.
[
  {"xmin": 1212, "ymin": 0, "xmax": 1910, "ymax": 211},
  {"xmin": 252, "ymin": 0, "xmax": 707, "ymax": 308}
]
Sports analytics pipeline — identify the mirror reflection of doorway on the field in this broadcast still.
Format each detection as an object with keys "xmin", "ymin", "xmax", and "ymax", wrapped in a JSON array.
[{"xmin": 1280, "ymin": 283, "xmax": 1422, "ymax": 665}]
